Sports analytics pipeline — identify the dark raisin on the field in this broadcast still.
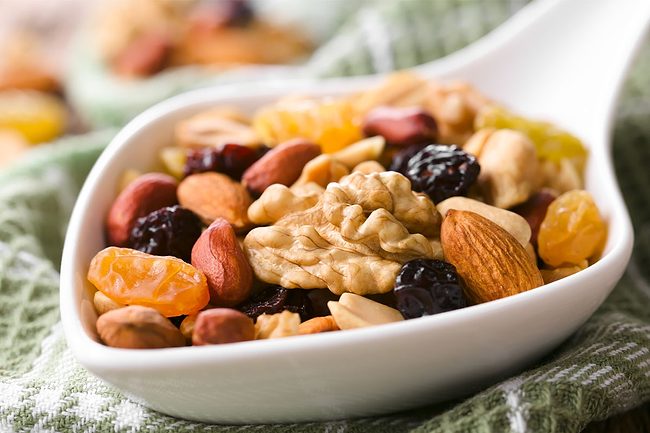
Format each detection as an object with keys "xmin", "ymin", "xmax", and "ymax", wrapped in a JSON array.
[
  {"xmin": 306, "ymin": 289, "xmax": 339, "ymax": 317},
  {"xmin": 183, "ymin": 144, "xmax": 260, "ymax": 180},
  {"xmin": 168, "ymin": 316, "xmax": 185, "ymax": 328},
  {"xmin": 404, "ymin": 144, "xmax": 480, "ymax": 203},
  {"xmin": 388, "ymin": 143, "xmax": 429, "ymax": 174},
  {"xmin": 238, "ymin": 286, "xmax": 314, "ymax": 321},
  {"xmin": 394, "ymin": 259, "xmax": 467, "ymax": 319},
  {"xmin": 129, "ymin": 205, "xmax": 203, "ymax": 263}
]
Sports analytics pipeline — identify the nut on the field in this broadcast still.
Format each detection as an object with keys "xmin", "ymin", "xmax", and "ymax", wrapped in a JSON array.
[
  {"xmin": 464, "ymin": 128, "xmax": 540, "ymax": 209},
  {"xmin": 180, "ymin": 314, "xmax": 197, "ymax": 343},
  {"xmin": 244, "ymin": 172, "xmax": 442, "ymax": 295},
  {"xmin": 511, "ymin": 189, "xmax": 559, "ymax": 247},
  {"xmin": 436, "ymin": 196, "xmax": 531, "ymax": 247},
  {"xmin": 113, "ymin": 32, "xmax": 171, "ymax": 77},
  {"xmin": 191, "ymin": 218, "xmax": 253, "ymax": 306},
  {"xmin": 106, "ymin": 172, "xmax": 178, "ymax": 246},
  {"xmin": 178, "ymin": 172, "xmax": 252, "ymax": 228},
  {"xmin": 248, "ymin": 183, "xmax": 320, "ymax": 225},
  {"xmin": 298, "ymin": 316, "xmax": 340, "ymax": 335},
  {"xmin": 93, "ymin": 291, "xmax": 124, "ymax": 316},
  {"xmin": 255, "ymin": 310, "xmax": 300, "ymax": 339},
  {"xmin": 159, "ymin": 147, "xmax": 187, "ymax": 179},
  {"xmin": 175, "ymin": 107, "xmax": 260, "ymax": 148},
  {"xmin": 441, "ymin": 210, "xmax": 544, "ymax": 304},
  {"xmin": 332, "ymin": 136, "xmax": 385, "ymax": 169},
  {"xmin": 192, "ymin": 308, "xmax": 255, "ymax": 345},
  {"xmin": 96, "ymin": 305, "xmax": 185, "ymax": 349},
  {"xmin": 242, "ymin": 138, "xmax": 321, "ymax": 195},
  {"xmin": 327, "ymin": 293, "xmax": 403, "ymax": 330},
  {"xmin": 117, "ymin": 169, "xmax": 143, "ymax": 193},
  {"xmin": 353, "ymin": 72, "xmax": 429, "ymax": 115},
  {"xmin": 540, "ymin": 159, "xmax": 583, "ymax": 193},
  {"xmin": 352, "ymin": 160, "xmax": 386, "ymax": 174},
  {"xmin": 293, "ymin": 154, "xmax": 349, "ymax": 188},
  {"xmin": 362, "ymin": 107, "xmax": 437, "ymax": 146}
]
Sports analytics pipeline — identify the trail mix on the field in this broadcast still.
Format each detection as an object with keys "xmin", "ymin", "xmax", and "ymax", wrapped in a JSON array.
[{"xmin": 88, "ymin": 72, "xmax": 607, "ymax": 349}]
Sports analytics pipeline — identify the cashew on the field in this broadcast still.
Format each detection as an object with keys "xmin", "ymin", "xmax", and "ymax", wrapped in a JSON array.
[
  {"xmin": 332, "ymin": 136, "xmax": 386, "ymax": 169},
  {"xmin": 293, "ymin": 154, "xmax": 349, "ymax": 188},
  {"xmin": 328, "ymin": 293, "xmax": 403, "ymax": 330},
  {"xmin": 93, "ymin": 291, "xmax": 125, "ymax": 316}
]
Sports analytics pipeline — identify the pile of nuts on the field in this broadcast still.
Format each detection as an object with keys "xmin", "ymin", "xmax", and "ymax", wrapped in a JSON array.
[{"xmin": 88, "ymin": 72, "xmax": 607, "ymax": 349}]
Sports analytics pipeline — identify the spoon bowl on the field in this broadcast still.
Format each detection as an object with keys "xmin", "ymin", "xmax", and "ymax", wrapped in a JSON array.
[{"xmin": 60, "ymin": 0, "xmax": 649, "ymax": 423}]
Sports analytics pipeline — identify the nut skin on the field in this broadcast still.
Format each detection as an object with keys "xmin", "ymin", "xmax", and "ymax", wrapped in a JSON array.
[
  {"xmin": 192, "ymin": 308, "xmax": 255, "ymax": 345},
  {"xmin": 362, "ymin": 106, "xmax": 437, "ymax": 146},
  {"xmin": 96, "ymin": 305, "xmax": 185, "ymax": 349},
  {"xmin": 298, "ymin": 315, "xmax": 339, "ymax": 335},
  {"xmin": 178, "ymin": 172, "xmax": 252, "ymax": 228},
  {"xmin": 180, "ymin": 314, "xmax": 197, "ymax": 343},
  {"xmin": 191, "ymin": 218, "xmax": 253, "ymax": 306},
  {"xmin": 242, "ymin": 138, "xmax": 321, "ymax": 195},
  {"xmin": 113, "ymin": 32, "xmax": 171, "ymax": 77},
  {"xmin": 441, "ymin": 210, "xmax": 544, "ymax": 304},
  {"xmin": 106, "ymin": 173, "xmax": 178, "ymax": 247}
]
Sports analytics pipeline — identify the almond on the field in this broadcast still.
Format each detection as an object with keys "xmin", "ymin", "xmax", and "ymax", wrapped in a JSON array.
[
  {"xmin": 191, "ymin": 218, "xmax": 253, "ymax": 306},
  {"xmin": 106, "ymin": 173, "xmax": 178, "ymax": 246},
  {"xmin": 242, "ymin": 138, "xmax": 321, "ymax": 195},
  {"xmin": 441, "ymin": 210, "xmax": 543, "ymax": 304},
  {"xmin": 178, "ymin": 172, "xmax": 252, "ymax": 229}
]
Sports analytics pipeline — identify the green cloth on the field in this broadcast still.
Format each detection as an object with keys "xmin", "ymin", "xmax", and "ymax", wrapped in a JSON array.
[{"xmin": 2, "ymin": 1, "xmax": 650, "ymax": 432}]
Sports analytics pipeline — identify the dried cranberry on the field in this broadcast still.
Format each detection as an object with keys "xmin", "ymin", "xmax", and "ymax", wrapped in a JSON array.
[
  {"xmin": 388, "ymin": 143, "xmax": 429, "ymax": 173},
  {"xmin": 129, "ymin": 205, "xmax": 203, "ymax": 263},
  {"xmin": 183, "ymin": 144, "xmax": 260, "ymax": 180},
  {"xmin": 238, "ymin": 286, "xmax": 314, "ymax": 321},
  {"xmin": 404, "ymin": 144, "xmax": 480, "ymax": 203},
  {"xmin": 394, "ymin": 259, "xmax": 467, "ymax": 319}
]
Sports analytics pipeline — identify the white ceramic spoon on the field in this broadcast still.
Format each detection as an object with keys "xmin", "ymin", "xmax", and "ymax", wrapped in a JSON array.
[{"xmin": 60, "ymin": 0, "xmax": 650, "ymax": 423}]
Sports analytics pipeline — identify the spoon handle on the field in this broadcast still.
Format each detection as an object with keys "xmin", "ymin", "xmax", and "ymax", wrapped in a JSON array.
[{"xmin": 416, "ymin": 0, "xmax": 650, "ymax": 134}]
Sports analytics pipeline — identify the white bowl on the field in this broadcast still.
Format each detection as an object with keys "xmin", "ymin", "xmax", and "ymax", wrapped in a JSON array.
[{"xmin": 60, "ymin": 0, "xmax": 646, "ymax": 423}]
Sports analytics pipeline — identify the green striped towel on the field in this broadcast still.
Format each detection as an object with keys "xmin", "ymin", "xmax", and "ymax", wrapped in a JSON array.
[{"xmin": 2, "ymin": 1, "xmax": 650, "ymax": 432}]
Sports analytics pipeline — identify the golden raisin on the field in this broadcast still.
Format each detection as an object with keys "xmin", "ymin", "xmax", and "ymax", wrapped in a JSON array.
[
  {"xmin": 87, "ymin": 247, "xmax": 209, "ymax": 317},
  {"xmin": 252, "ymin": 98, "xmax": 362, "ymax": 153},
  {"xmin": 538, "ymin": 190, "xmax": 606, "ymax": 267}
]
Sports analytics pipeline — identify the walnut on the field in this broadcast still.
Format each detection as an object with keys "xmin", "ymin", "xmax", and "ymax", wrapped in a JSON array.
[
  {"xmin": 248, "ymin": 183, "xmax": 322, "ymax": 225},
  {"xmin": 426, "ymin": 80, "xmax": 491, "ymax": 145},
  {"xmin": 243, "ymin": 172, "xmax": 442, "ymax": 295},
  {"xmin": 465, "ymin": 128, "xmax": 540, "ymax": 209},
  {"xmin": 255, "ymin": 310, "xmax": 300, "ymax": 339}
]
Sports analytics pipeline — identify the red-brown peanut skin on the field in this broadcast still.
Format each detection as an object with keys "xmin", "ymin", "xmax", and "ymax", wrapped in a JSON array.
[
  {"xmin": 191, "ymin": 218, "xmax": 253, "ymax": 306},
  {"xmin": 106, "ymin": 173, "xmax": 178, "ymax": 247},
  {"xmin": 241, "ymin": 138, "xmax": 321, "ymax": 195},
  {"xmin": 362, "ymin": 106, "xmax": 438, "ymax": 146},
  {"xmin": 113, "ymin": 32, "xmax": 171, "ymax": 77},
  {"xmin": 192, "ymin": 308, "xmax": 255, "ymax": 345}
]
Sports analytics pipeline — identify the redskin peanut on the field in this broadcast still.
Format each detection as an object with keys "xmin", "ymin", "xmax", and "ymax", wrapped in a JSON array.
[{"xmin": 192, "ymin": 308, "xmax": 255, "ymax": 345}]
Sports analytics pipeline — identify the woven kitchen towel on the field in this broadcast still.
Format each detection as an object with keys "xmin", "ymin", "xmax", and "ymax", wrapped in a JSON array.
[{"xmin": 2, "ymin": 1, "xmax": 650, "ymax": 433}]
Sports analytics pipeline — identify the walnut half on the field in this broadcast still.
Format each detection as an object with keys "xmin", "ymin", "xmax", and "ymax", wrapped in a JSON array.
[{"xmin": 243, "ymin": 172, "xmax": 442, "ymax": 295}]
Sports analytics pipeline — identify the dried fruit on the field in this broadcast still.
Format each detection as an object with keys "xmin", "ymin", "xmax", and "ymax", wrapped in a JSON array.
[
  {"xmin": 113, "ymin": 32, "xmax": 171, "ymax": 77},
  {"xmin": 129, "ymin": 205, "xmax": 203, "ymax": 263},
  {"xmin": 106, "ymin": 173, "xmax": 178, "ymax": 247},
  {"xmin": 538, "ymin": 190, "xmax": 606, "ymax": 267},
  {"xmin": 96, "ymin": 305, "xmax": 186, "ymax": 349},
  {"xmin": 178, "ymin": 172, "xmax": 252, "ymax": 228},
  {"xmin": 242, "ymin": 138, "xmax": 321, "ymax": 195},
  {"xmin": 192, "ymin": 308, "xmax": 255, "ymax": 345},
  {"xmin": 298, "ymin": 316, "xmax": 339, "ymax": 335},
  {"xmin": 394, "ymin": 259, "xmax": 467, "ymax": 319},
  {"xmin": 183, "ymin": 144, "xmax": 260, "ymax": 180},
  {"xmin": 388, "ymin": 143, "xmax": 428, "ymax": 173},
  {"xmin": 191, "ymin": 218, "xmax": 253, "ymax": 306},
  {"xmin": 441, "ymin": 210, "xmax": 544, "ymax": 304},
  {"xmin": 404, "ymin": 144, "xmax": 480, "ymax": 203},
  {"xmin": 327, "ymin": 293, "xmax": 404, "ymax": 330},
  {"xmin": 159, "ymin": 147, "xmax": 187, "ymax": 179},
  {"xmin": 189, "ymin": 0, "xmax": 254, "ymax": 29},
  {"xmin": 0, "ymin": 90, "xmax": 67, "ymax": 144},
  {"xmin": 253, "ymin": 98, "xmax": 362, "ymax": 153},
  {"xmin": 238, "ymin": 286, "xmax": 313, "ymax": 321},
  {"xmin": 511, "ymin": 189, "xmax": 559, "ymax": 248},
  {"xmin": 362, "ymin": 106, "xmax": 437, "ymax": 146},
  {"xmin": 88, "ymin": 247, "xmax": 210, "ymax": 317}
]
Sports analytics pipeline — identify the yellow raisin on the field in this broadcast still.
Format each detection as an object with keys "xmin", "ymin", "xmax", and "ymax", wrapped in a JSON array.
[
  {"xmin": 0, "ymin": 90, "xmax": 66, "ymax": 143},
  {"xmin": 87, "ymin": 247, "xmax": 209, "ymax": 317},
  {"xmin": 475, "ymin": 106, "xmax": 587, "ymax": 163},
  {"xmin": 253, "ymin": 98, "xmax": 362, "ymax": 153},
  {"xmin": 538, "ymin": 190, "xmax": 606, "ymax": 267}
]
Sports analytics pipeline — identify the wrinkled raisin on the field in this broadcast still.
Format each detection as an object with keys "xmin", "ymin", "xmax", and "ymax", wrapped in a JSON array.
[
  {"xmin": 394, "ymin": 259, "xmax": 467, "ymax": 319},
  {"xmin": 183, "ymin": 144, "xmax": 260, "ymax": 180},
  {"xmin": 238, "ymin": 286, "xmax": 314, "ymax": 321},
  {"xmin": 388, "ymin": 143, "xmax": 428, "ymax": 173},
  {"xmin": 129, "ymin": 205, "xmax": 203, "ymax": 263},
  {"xmin": 404, "ymin": 144, "xmax": 480, "ymax": 203}
]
